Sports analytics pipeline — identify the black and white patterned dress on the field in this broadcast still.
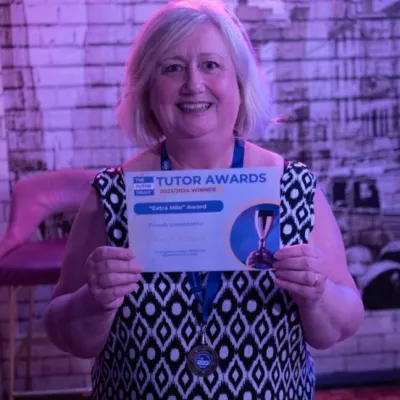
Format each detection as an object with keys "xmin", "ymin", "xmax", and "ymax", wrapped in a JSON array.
[{"xmin": 91, "ymin": 161, "xmax": 317, "ymax": 400}]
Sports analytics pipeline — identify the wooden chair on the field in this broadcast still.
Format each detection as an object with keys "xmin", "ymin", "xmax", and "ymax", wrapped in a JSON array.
[{"xmin": 0, "ymin": 169, "xmax": 95, "ymax": 400}]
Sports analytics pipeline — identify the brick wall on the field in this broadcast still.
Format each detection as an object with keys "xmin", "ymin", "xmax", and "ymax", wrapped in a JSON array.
[
  {"xmin": 0, "ymin": 28, "xmax": 9, "ymax": 399},
  {"xmin": 0, "ymin": 0, "xmax": 399, "ymax": 395},
  {"xmin": 0, "ymin": 36, "xmax": 9, "ymax": 239}
]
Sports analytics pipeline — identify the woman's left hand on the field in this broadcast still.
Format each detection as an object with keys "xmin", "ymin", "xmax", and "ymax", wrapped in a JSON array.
[{"xmin": 272, "ymin": 244, "xmax": 328, "ymax": 308}]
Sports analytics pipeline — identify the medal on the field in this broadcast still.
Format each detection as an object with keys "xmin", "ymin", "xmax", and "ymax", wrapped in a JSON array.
[
  {"xmin": 188, "ymin": 328, "xmax": 219, "ymax": 376},
  {"xmin": 184, "ymin": 272, "xmax": 222, "ymax": 377},
  {"xmin": 187, "ymin": 344, "xmax": 219, "ymax": 377}
]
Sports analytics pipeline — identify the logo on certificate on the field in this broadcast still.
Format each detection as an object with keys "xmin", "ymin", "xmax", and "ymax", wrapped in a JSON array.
[{"xmin": 133, "ymin": 177, "xmax": 155, "ymax": 196}]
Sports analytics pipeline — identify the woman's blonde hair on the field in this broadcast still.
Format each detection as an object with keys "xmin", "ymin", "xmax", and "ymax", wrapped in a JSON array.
[{"xmin": 117, "ymin": 0, "xmax": 271, "ymax": 147}]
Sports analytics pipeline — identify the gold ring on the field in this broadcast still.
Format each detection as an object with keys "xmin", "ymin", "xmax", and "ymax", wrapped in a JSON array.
[{"xmin": 314, "ymin": 273, "xmax": 319, "ymax": 287}]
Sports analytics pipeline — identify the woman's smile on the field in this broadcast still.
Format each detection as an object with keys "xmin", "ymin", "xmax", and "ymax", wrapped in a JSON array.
[{"xmin": 176, "ymin": 102, "xmax": 213, "ymax": 113}]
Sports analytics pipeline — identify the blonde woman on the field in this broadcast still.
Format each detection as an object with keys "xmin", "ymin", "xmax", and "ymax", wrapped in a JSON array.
[{"xmin": 44, "ymin": 1, "xmax": 364, "ymax": 398}]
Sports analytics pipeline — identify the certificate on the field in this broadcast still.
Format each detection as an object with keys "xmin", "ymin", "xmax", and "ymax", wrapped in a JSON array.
[{"xmin": 125, "ymin": 167, "xmax": 281, "ymax": 272}]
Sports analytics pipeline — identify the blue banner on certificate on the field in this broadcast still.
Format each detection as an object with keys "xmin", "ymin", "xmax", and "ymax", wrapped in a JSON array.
[{"xmin": 125, "ymin": 167, "xmax": 281, "ymax": 272}]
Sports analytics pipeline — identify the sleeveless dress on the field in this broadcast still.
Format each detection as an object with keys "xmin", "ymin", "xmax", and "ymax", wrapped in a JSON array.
[{"xmin": 91, "ymin": 161, "xmax": 317, "ymax": 400}]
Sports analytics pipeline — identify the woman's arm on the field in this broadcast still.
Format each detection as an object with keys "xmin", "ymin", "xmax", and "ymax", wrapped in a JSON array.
[
  {"xmin": 44, "ymin": 188, "xmax": 117, "ymax": 359},
  {"xmin": 299, "ymin": 187, "xmax": 364, "ymax": 348},
  {"xmin": 274, "ymin": 187, "xmax": 365, "ymax": 349}
]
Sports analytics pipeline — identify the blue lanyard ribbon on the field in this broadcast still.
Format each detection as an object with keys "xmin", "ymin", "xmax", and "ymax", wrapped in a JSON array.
[{"xmin": 160, "ymin": 138, "xmax": 244, "ymax": 327}]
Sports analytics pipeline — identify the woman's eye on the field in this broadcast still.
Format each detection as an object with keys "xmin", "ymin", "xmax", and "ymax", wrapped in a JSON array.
[
  {"xmin": 204, "ymin": 61, "xmax": 219, "ymax": 70},
  {"xmin": 164, "ymin": 64, "xmax": 184, "ymax": 73}
]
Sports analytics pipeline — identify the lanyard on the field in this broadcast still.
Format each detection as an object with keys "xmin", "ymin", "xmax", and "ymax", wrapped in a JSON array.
[{"xmin": 160, "ymin": 138, "xmax": 244, "ymax": 328}]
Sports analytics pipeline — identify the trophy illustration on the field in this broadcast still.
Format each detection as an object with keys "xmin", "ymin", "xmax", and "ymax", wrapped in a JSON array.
[{"xmin": 246, "ymin": 209, "xmax": 274, "ymax": 270}]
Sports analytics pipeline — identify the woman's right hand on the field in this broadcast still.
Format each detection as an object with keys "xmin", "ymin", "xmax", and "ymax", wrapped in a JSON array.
[{"xmin": 86, "ymin": 246, "xmax": 142, "ymax": 311}]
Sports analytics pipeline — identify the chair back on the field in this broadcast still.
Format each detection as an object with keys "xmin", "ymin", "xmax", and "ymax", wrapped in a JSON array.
[{"xmin": 0, "ymin": 169, "xmax": 95, "ymax": 259}]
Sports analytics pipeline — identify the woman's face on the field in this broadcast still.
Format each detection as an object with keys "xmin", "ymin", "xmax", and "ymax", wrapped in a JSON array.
[{"xmin": 149, "ymin": 22, "xmax": 241, "ymax": 141}]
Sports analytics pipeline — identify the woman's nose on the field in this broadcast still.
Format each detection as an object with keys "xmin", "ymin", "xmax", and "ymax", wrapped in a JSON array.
[{"xmin": 183, "ymin": 66, "xmax": 205, "ymax": 94}]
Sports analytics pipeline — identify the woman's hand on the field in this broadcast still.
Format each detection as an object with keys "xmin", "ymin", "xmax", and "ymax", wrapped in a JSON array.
[
  {"xmin": 86, "ymin": 246, "xmax": 142, "ymax": 311},
  {"xmin": 272, "ymin": 244, "xmax": 328, "ymax": 308}
]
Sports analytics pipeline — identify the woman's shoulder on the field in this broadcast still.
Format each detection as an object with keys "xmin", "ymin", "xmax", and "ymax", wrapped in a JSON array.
[
  {"xmin": 122, "ymin": 143, "xmax": 162, "ymax": 172},
  {"xmin": 243, "ymin": 140, "xmax": 285, "ymax": 171},
  {"xmin": 244, "ymin": 140, "xmax": 315, "ymax": 173},
  {"xmin": 91, "ymin": 144, "xmax": 161, "ymax": 185},
  {"xmin": 243, "ymin": 140, "xmax": 317, "ymax": 191}
]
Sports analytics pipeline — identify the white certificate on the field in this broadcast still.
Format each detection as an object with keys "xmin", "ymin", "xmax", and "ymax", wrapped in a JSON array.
[{"xmin": 125, "ymin": 167, "xmax": 281, "ymax": 272}]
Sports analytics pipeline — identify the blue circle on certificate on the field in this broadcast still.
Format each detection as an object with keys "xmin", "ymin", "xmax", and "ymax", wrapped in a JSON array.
[{"xmin": 230, "ymin": 203, "xmax": 279, "ymax": 269}]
